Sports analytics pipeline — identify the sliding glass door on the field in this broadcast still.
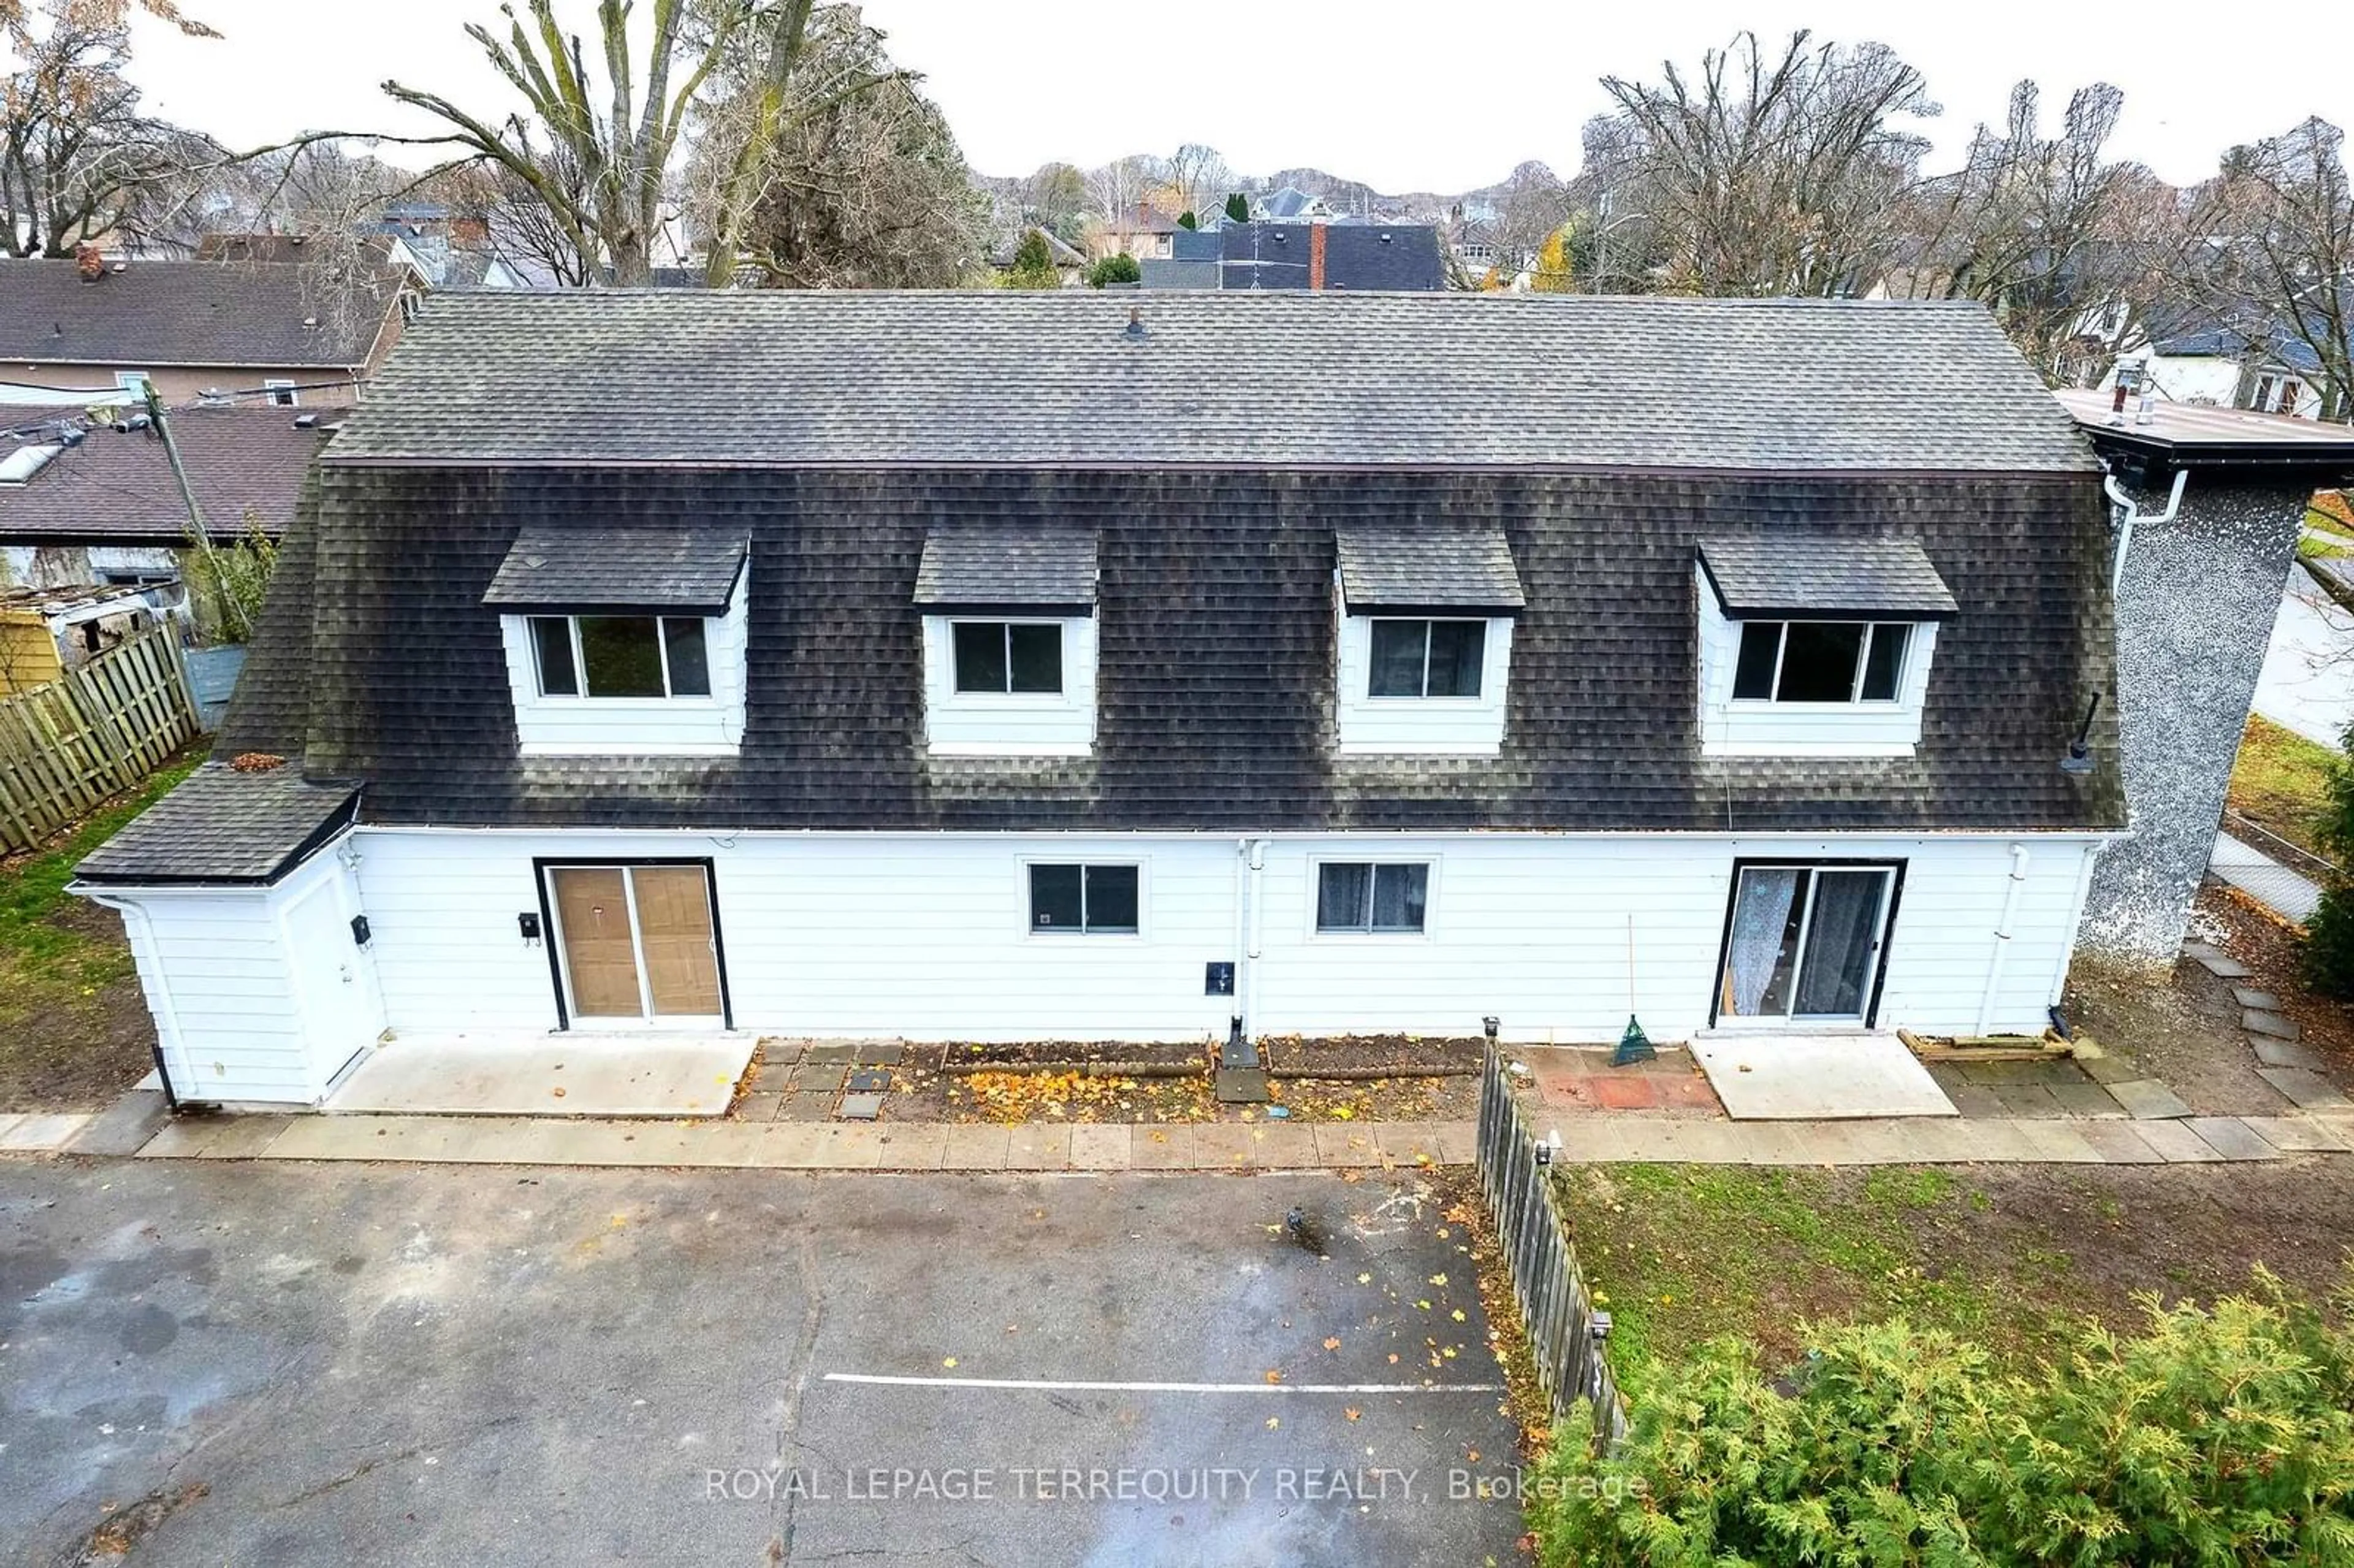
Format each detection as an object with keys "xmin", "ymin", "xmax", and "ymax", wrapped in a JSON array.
[{"xmin": 1715, "ymin": 862, "xmax": 1898, "ymax": 1025}]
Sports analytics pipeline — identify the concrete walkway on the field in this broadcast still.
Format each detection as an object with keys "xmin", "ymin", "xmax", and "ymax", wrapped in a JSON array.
[
  {"xmin": 0, "ymin": 1103, "xmax": 2336, "ymax": 1170},
  {"xmin": 2212, "ymin": 829, "xmax": 2325, "ymax": 923}
]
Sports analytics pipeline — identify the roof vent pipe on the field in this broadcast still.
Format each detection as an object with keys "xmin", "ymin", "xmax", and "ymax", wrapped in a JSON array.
[
  {"xmin": 1124, "ymin": 306, "xmax": 1146, "ymax": 342},
  {"xmin": 2106, "ymin": 468, "xmax": 2188, "ymax": 595}
]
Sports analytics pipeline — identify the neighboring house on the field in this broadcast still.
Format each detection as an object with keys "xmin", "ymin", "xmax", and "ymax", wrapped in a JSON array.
[
  {"xmin": 0, "ymin": 582, "xmax": 168, "ymax": 695},
  {"xmin": 1139, "ymin": 228, "xmax": 1222, "ymax": 290},
  {"xmin": 0, "ymin": 405, "xmax": 330, "ymax": 608},
  {"xmin": 0, "ymin": 251, "xmax": 418, "ymax": 408},
  {"xmin": 1255, "ymin": 186, "xmax": 1333, "ymax": 222},
  {"xmin": 1213, "ymin": 223, "xmax": 1445, "ymax": 291},
  {"xmin": 72, "ymin": 291, "xmax": 2129, "ymax": 1109},
  {"xmin": 2100, "ymin": 321, "xmax": 2336, "ymax": 421},
  {"xmin": 989, "ymin": 226, "xmax": 1088, "ymax": 287},
  {"xmin": 1086, "ymin": 204, "xmax": 1183, "ymax": 262}
]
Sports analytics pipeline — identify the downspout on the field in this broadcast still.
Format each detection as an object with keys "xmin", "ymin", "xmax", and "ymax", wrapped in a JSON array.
[
  {"xmin": 1975, "ymin": 844, "xmax": 2032, "ymax": 1038},
  {"xmin": 84, "ymin": 893, "xmax": 181, "ymax": 1111},
  {"xmin": 1230, "ymin": 839, "xmax": 1250, "ymax": 1044},
  {"xmin": 1245, "ymin": 839, "xmax": 1267, "ymax": 1041},
  {"xmin": 2106, "ymin": 469, "xmax": 2189, "ymax": 596},
  {"xmin": 2052, "ymin": 842, "xmax": 2101, "ymax": 1010}
]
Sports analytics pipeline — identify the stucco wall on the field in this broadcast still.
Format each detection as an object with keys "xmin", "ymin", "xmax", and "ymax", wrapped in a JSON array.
[{"xmin": 2079, "ymin": 477, "xmax": 2311, "ymax": 961}]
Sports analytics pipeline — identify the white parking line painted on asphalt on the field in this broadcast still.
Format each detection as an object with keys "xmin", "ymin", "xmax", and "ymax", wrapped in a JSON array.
[{"xmin": 823, "ymin": 1373, "xmax": 1501, "ymax": 1395}]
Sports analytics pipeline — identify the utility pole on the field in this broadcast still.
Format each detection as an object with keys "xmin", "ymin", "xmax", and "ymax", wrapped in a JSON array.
[{"xmin": 143, "ymin": 379, "xmax": 251, "ymax": 641}]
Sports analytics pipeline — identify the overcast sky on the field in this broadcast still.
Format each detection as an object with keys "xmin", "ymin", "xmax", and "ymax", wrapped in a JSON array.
[{"xmin": 126, "ymin": 2, "xmax": 2352, "ymax": 192}]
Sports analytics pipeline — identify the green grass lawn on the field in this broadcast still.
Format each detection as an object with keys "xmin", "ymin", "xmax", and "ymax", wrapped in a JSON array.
[
  {"xmin": 2226, "ymin": 713, "xmax": 2342, "ymax": 858},
  {"xmin": 0, "ymin": 755, "xmax": 200, "ymax": 1105}
]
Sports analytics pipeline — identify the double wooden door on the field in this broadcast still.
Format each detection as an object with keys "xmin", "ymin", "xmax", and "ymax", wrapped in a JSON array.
[{"xmin": 547, "ymin": 864, "xmax": 725, "ymax": 1023}]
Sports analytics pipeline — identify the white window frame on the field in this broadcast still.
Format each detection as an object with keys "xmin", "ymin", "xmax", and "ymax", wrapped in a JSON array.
[
  {"xmin": 923, "ymin": 614, "xmax": 1097, "ymax": 757},
  {"xmin": 1305, "ymin": 855, "xmax": 1438, "ymax": 942},
  {"xmin": 541, "ymin": 862, "xmax": 728, "ymax": 1029},
  {"xmin": 1728, "ymin": 620, "xmax": 1914, "ymax": 707},
  {"xmin": 1363, "ymin": 617, "xmax": 1491, "ymax": 702},
  {"xmin": 1695, "ymin": 565, "xmax": 1937, "ymax": 758},
  {"xmin": 263, "ymin": 378, "xmax": 300, "ymax": 408},
  {"xmin": 1018, "ymin": 857, "xmax": 1147, "ymax": 940},
  {"xmin": 1333, "ymin": 585, "xmax": 1511, "ymax": 756},
  {"xmin": 948, "ymin": 617, "xmax": 1067, "ymax": 699},
  {"xmin": 528, "ymin": 613, "xmax": 714, "ymax": 702},
  {"xmin": 114, "ymin": 370, "xmax": 152, "ymax": 394}
]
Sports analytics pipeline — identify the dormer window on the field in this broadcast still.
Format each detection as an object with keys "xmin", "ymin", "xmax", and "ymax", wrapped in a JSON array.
[
  {"xmin": 1696, "ymin": 537, "xmax": 1956, "ymax": 758},
  {"xmin": 484, "ymin": 524, "xmax": 748, "ymax": 757},
  {"xmin": 1333, "ymin": 523, "xmax": 1523, "ymax": 755},
  {"xmin": 915, "ymin": 525, "xmax": 1098, "ymax": 756}
]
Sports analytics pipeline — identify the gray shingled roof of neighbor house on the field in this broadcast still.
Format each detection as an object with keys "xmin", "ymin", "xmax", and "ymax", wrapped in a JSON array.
[
  {"xmin": 329, "ymin": 291, "xmax": 2099, "ymax": 473},
  {"xmin": 482, "ymin": 524, "xmax": 748, "ymax": 612},
  {"xmin": 0, "ymin": 406, "xmax": 332, "ymax": 545},
  {"xmin": 1336, "ymin": 524, "xmax": 1526, "ymax": 611},
  {"xmin": 75, "ymin": 764, "xmax": 360, "ymax": 885},
  {"xmin": 0, "ymin": 260, "xmax": 408, "ymax": 368},
  {"xmin": 1697, "ymin": 537, "xmax": 1960, "ymax": 620}
]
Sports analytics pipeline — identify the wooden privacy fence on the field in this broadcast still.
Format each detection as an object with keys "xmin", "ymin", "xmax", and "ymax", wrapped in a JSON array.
[
  {"xmin": 0, "ymin": 625, "xmax": 199, "ymax": 853},
  {"xmin": 1476, "ymin": 1042, "xmax": 1628, "ymax": 1444}
]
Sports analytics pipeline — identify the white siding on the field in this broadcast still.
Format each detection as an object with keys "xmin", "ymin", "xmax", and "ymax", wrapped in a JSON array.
[
  {"xmin": 921, "ymin": 615, "xmax": 1097, "ymax": 756},
  {"xmin": 88, "ymin": 850, "xmax": 383, "ymax": 1105},
  {"xmin": 499, "ymin": 569, "xmax": 749, "ymax": 756},
  {"xmin": 1696, "ymin": 565, "xmax": 1935, "ymax": 757},
  {"xmin": 351, "ymin": 827, "xmax": 2100, "ymax": 1045},
  {"xmin": 1333, "ymin": 608, "xmax": 1511, "ymax": 755}
]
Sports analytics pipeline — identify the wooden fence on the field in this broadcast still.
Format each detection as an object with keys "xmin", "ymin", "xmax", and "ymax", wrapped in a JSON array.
[
  {"xmin": 0, "ymin": 625, "xmax": 199, "ymax": 854},
  {"xmin": 1476, "ymin": 1042, "xmax": 1628, "ymax": 1443}
]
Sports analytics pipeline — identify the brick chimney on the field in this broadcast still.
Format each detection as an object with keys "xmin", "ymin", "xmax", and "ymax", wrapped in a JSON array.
[
  {"xmin": 75, "ymin": 242, "xmax": 104, "ymax": 283},
  {"xmin": 1309, "ymin": 224, "xmax": 1327, "ymax": 291}
]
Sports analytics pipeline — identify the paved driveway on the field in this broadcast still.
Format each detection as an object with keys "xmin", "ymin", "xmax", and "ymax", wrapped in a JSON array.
[{"xmin": 1, "ymin": 1161, "xmax": 1520, "ymax": 1566}]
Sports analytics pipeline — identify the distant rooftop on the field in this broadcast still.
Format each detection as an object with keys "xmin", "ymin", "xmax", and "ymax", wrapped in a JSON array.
[
  {"xmin": 0, "ymin": 259, "xmax": 410, "ymax": 369},
  {"xmin": 0, "ymin": 405, "xmax": 332, "ymax": 545}
]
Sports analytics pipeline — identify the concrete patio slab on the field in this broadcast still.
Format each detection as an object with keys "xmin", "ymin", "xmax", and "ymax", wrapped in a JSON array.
[
  {"xmin": 2257, "ymin": 1067, "xmax": 2352, "ymax": 1109},
  {"xmin": 2135, "ymin": 1119, "xmax": 2228, "ymax": 1162},
  {"xmin": 874, "ymin": 1125, "xmax": 947, "ymax": 1170},
  {"xmin": 326, "ymin": 1032, "xmax": 757, "ymax": 1119},
  {"xmin": 2072, "ymin": 1121, "xmax": 2170, "ymax": 1163},
  {"xmin": 2247, "ymin": 1115, "xmax": 2354, "ymax": 1154},
  {"xmin": 1004, "ymin": 1125, "xmax": 1072, "ymax": 1170},
  {"xmin": 2181, "ymin": 942, "xmax": 2253, "ymax": 979},
  {"xmin": 2047, "ymin": 1081, "xmax": 2129, "ymax": 1119},
  {"xmin": 1129, "ymin": 1125, "xmax": 1200, "ymax": 1170},
  {"xmin": 2014, "ymin": 1119, "xmax": 2106, "ymax": 1163},
  {"xmin": 1068, "ymin": 1124, "xmax": 1132, "ymax": 1170},
  {"xmin": 2182, "ymin": 1116, "xmax": 2279, "ymax": 1162},
  {"xmin": 2252, "ymin": 1038, "xmax": 2329, "ymax": 1071},
  {"xmin": 1312, "ymin": 1125, "xmax": 1383, "ymax": 1168},
  {"xmin": 1613, "ymin": 1120, "xmax": 1746, "ymax": 1163},
  {"xmin": 0, "ymin": 1112, "xmax": 95, "ymax": 1154},
  {"xmin": 2233, "ymin": 989, "xmax": 2282, "ymax": 1010},
  {"xmin": 1692, "ymin": 1034, "xmax": 1956, "ymax": 1120},
  {"xmin": 1193, "ymin": 1124, "xmax": 1259, "ymax": 1168},
  {"xmin": 2242, "ymin": 1010, "xmax": 2303, "ymax": 1041},
  {"xmin": 64, "ymin": 1092, "xmax": 170, "ymax": 1156},
  {"xmin": 2106, "ymin": 1078, "xmax": 2195, "ymax": 1119},
  {"xmin": 1245, "ymin": 1122, "xmax": 1322, "ymax": 1168},
  {"xmin": 1373, "ymin": 1122, "xmax": 1446, "ymax": 1166}
]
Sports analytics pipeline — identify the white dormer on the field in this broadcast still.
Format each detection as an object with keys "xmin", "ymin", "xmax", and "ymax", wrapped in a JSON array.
[
  {"xmin": 1694, "ymin": 536, "xmax": 1955, "ymax": 758},
  {"xmin": 487, "ymin": 525, "xmax": 750, "ymax": 757},
  {"xmin": 915, "ymin": 525, "xmax": 1099, "ymax": 757},
  {"xmin": 1331, "ymin": 523, "xmax": 1523, "ymax": 756}
]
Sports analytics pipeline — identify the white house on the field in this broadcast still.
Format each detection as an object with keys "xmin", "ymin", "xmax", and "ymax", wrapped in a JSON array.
[{"xmin": 72, "ymin": 291, "xmax": 2124, "ymax": 1107}]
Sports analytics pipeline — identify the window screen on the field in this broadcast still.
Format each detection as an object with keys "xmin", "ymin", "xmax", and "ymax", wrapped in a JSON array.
[{"xmin": 1316, "ymin": 862, "xmax": 1429, "ymax": 933}]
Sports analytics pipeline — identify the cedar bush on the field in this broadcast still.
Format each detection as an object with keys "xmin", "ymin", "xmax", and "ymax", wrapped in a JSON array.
[
  {"xmin": 2303, "ymin": 723, "xmax": 2354, "ymax": 998},
  {"xmin": 1529, "ymin": 1276, "xmax": 2354, "ymax": 1566},
  {"xmin": 1086, "ymin": 252, "xmax": 1141, "ymax": 287}
]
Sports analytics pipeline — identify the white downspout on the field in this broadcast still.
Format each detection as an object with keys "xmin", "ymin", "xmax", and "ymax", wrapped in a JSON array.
[
  {"xmin": 2052, "ymin": 843, "xmax": 2101, "ymax": 1009},
  {"xmin": 85, "ymin": 893, "xmax": 185, "ymax": 1109},
  {"xmin": 1975, "ymin": 844, "xmax": 2032, "ymax": 1037},
  {"xmin": 1246, "ymin": 839, "xmax": 1267, "ymax": 1042},
  {"xmin": 2106, "ymin": 469, "xmax": 2188, "ymax": 595},
  {"xmin": 1231, "ymin": 838, "xmax": 1250, "ymax": 1039}
]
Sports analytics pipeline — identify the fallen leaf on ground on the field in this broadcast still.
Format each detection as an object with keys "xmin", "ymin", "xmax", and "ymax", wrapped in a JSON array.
[{"xmin": 1322, "ymin": 1337, "xmax": 1342, "ymax": 1352}]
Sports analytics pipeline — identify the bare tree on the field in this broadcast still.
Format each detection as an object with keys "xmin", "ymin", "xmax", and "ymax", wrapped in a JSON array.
[
  {"xmin": 1897, "ymin": 82, "xmax": 2178, "ymax": 384},
  {"xmin": 684, "ymin": 4, "xmax": 985, "ymax": 288},
  {"xmin": 382, "ymin": 0, "xmax": 899, "ymax": 286},
  {"xmin": 1021, "ymin": 161, "xmax": 1086, "ymax": 240},
  {"xmin": 1159, "ymin": 142, "xmax": 1230, "ymax": 222},
  {"xmin": 1084, "ymin": 154, "xmax": 1162, "ymax": 238},
  {"xmin": 1, "ymin": 0, "xmax": 223, "ymax": 256},
  {"xmin": 1597, "ymin": 29, "xmax": 1937, "ymax": 297},
  {"xmin": 2182, "ymin": 118, "xmax": 2354, "ymax": 422}
]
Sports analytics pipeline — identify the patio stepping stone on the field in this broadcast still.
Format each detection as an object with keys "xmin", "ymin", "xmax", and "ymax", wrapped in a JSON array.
[
  {"xmin": 837, "ymin": 1093, "xmax": 883, "ymax": 1122},
  {"xmin": 1945, "ymin": 1082, "xmax": 2009, "ymax": 1118},
  {"xmin": 2047, "ymin": 1080, "xmax": 2129, "ymax": 1119},
  {"xmin": 777, "ymin": 1090, "xmax": 838, "ymax": 1122},
  {"xmin": 1993, "ymin": 1084, "xmax": 2065, "ymax": 1117},
  {"xmin": 2242, "ymin": 1010, "xmax": 2302, "ymax": 1041},
  {"xmin": 2071, "ymin": 1120, "xmax": 2168, "ymax": 1163},
  {"xmin": 2252, "ymin": 1037, "xmax": 2328, "ymax": 1070},
  {"xmin": 2076, "ymin": 1051, "xmax": 2145, "ymax": 1085},
  {"xmin": 2255, "ymin": 1067, "xmax": 2352, "ymax": 1109},
  {"xmin": 736, "ymin": 1092, "xmax": 785, "ymax": 1124},
  {"xmin": 2182, "ymin": 943, "xmax": 2253, "ymax": 979},
  {"xmin": 845, "ymin": 1067, "xmax": 892, "ymax": 1094},
  {"xmin": 2181, "ymin": 1116, "xmax": 2277, "ymax": 1162},
  {"xmin": 2248, "ymin": 1115, "xmax": 2354, "ymax": 1154},
  {"xmin": 802, "ymin": 1043, "xmax": 858, "ymax": 1065},
  {"xmin": 2232, "ymin": 988, "xmax": 2282, "ymax": 1010},
  {"xmin": 856, "ymin": 1043, "xmax": 905, "ymax": 1066},
  {"xmin": 2133, "ymin": 1119, "xmax": 2227, "ymax": 1162},
  {"xmin": 2105, "ymin": 1078, "xmax": 2193, "ymax": 1120}
]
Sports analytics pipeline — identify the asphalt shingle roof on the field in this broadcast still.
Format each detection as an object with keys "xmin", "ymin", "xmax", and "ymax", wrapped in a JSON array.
[
  {"xmin": 1335, "ymin": 524, "xmax": 1525, "ymax": 611},
  {"xmin": 481, "ymin": 525, "xmax": 748, "ymax": 613},
  {"xmin": 330, "ymin": 292, "xmax": 2097, "ymax": 472},
  {"xmin": 75, "ymin": 763, "xmax": 359, "ymax": 884},
  {"xmin": 0, "ymin": 407, "xmax": 330, "ymax": 544},
  {"xmin": 0, "ymin": 259, "xmax": 406, "ymax": 369},
  {"xmin": 1698, "ymin": 536, "xmax": 1959, "ymax": 620},
  {"xmin": 913, "ymin": 526, "xmax": 1097, "ymax": 609}
]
